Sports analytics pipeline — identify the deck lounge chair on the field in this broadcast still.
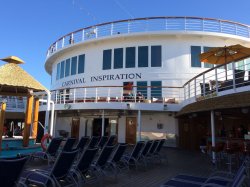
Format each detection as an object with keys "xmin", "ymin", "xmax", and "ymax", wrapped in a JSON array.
[
  {"xmin": 62, "ymin": 137, "xmax": 77, "ymax": 152},
  {"xmin": 72, "ymin": 147, "xmax": 99, "ymax": 185},
  {"xmin": 153, "ymin": 139, "xmax": 167, "ymax": 163},
  {"xmin": 97, "ymin": 136, "xmax": 109, "ymax": 149},
  {"xmin": 0, "ymin": 156, "xmax": 29, "ymax": 187},
  {"xmin": 22, "ymin": 150, "xmax": 78, "ymax": 187},
  {"xmin": 32, "ymin": 137, "xmax": 63, "ymax": 165},
  {"xmin": 145, "ymin": 139, "xmax": 160, "ymax": 162},
  {"xmin": 106, "ymin": 135, "xmax": 117, "ymax": 146},
  {"xmin": 160, "ymin": 163, "xmax": 247, "ymax": 187},
  {"xmin": 122, "ymin": 141, "xmax": 145, "ymax": 170},
  {"xmin": 139, "ymin": 140, "xmax": 153, "ymax": 169},
  {"xmin": 107, "ymin": 143, "xmax": 128, "ymax": 178},
  {"xmin": 87, "ymin": 136, "xmax": 100, "ymax": 148},
  {"xmin": 75, "ymin": 136, "xmax": 90, "ymax": 152}
]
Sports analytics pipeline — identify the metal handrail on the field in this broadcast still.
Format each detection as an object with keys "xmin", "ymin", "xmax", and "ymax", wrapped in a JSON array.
[{"xmin": 46, "ymin": 16, "xmax": 250, "ymax": 57}]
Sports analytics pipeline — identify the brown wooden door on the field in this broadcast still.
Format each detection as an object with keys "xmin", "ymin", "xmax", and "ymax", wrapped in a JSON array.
[
  {"xmin": 71, "ymin": 117, "xmax": 80, "ymax": 140},
  {"xmin": 126, "ymin": 117, "xmax": 137, "ymax": 144}
]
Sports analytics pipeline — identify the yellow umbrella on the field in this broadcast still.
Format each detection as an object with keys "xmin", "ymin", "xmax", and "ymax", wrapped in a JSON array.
[{"xmin": 200, "ymin": 44, "xmax": 250, "ymax": 65}]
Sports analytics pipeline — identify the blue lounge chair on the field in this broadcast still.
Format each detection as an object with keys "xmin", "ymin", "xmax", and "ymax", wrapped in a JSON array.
[
  {"xmin": 75, "ymin": 136, "xmax": 90, "ymax": 152},
  {"xmin": 62, "ymin": 137, "xmax": 77, "ymax": 152},
  {"xmin": 32, "ymin": 137, "xmax": 63, "ymax": 165},
  {"xmin": 97, "ymin": 136, "xmax": 109, "ymax": 149},
  {"xmin": 122, "ymin": 141, "xmax": 145, "ymax": 170},
  {"xmin": 87, "ymin": 136, "xmax": 100, "ymax": 148},
  {"xmin": 106, "ymin": 135, "xmax": 117, "ymax": 146},
  {"xmin": 139, "ymin": 140, "xmax": 153, "ymax": 169},
  {"xmin": 72, "ymin": 147, "xmax": 99, "ymax": 185},
  {"xmin": 145, "ymin": 139, "xmax": 160, "ymax": 162},
  {"xmin": 0, "ymin": 156, "xmax": 29, "ymax": 187},
  {"xmin": 153, "ymin": 139, "xmax": 167, "ymax": 163},
  {"xmin": 22, "ymin": 150, "xmax": 78, "ymax": 187},
  {"xmin": 160, "ymin": 163, "xmax": 247, "ymax": 187},
  {"xmin": 107, "ymin": 143, "xmax": 128, "ymax": 179}
]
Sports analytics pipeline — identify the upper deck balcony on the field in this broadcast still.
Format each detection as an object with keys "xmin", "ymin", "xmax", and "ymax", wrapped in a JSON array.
[{"xmin": 46, "ymin": 17, "xmax": 250, "ymax": 59}]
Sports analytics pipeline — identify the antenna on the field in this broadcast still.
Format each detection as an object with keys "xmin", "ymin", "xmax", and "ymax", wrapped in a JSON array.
[{"xmin": 112, "ymin": 0, "xmax": 134, "ymax": 19}]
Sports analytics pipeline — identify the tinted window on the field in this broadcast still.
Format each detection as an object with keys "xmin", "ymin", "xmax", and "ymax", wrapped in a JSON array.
[
  {"xmin": 126, "ymin": 47, "xmax": 135, "ymax": 68},
  {"xmin": 203, "ymin": 47, "xmax": 214, "ymax": 68},
  {"xmin": 137, "ymin": 81, "xmax": 147, "ymax": 99},
  {"xmin": 151, "ymin": 46, "xmax": 161, "ymax": 67},
  {"xmin": 138, "ymin": 46, "xmax": 148, "ymax": 67},
  {"xmin": 191, "ymin": 46, "xmax": 201, "ymax": 67},
  {"xmin": 151, "ymin": 81, "xmax": 162, "ymax": 99},
  {"xmin": 71, "ymin": 56, "xmax": 77, "ymax": 75},
  {"xmin": 56, "ymin": 63, "xmax": 61, "ymax": 80},
  {"xmin": 114, "ymin": 48, "xmax": 123, "ymax": 69},
  {"xmin": 65, "ymin": 59, "xmax": 70, "ymax": 77},
  {"xmin": 60, "ymin": 61, "xmax": 65, "ymax": 79},
  {"xmin": 78, "ymin": 54, "xmax": 85, "ymax": 74},
  {"xmin": 103, "ymin": 49, "xmax": 112, "ymax": 70}
]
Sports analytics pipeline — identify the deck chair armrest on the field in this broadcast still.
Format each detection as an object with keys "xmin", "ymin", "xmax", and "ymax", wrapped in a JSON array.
[
  {"xmin": 205, "ymin": 176, "xmax": 233, "ymax": 183},
  {"xmin": 23, "ymin": 171, "xmax": 56, "ymax": 187},
  {"xmin": 201, "ymin": 183, "xmax": 226, "ymax": 187},
  {"xmin": 210, "ymin": 171, "xmax": 234, "ymax": 178}
]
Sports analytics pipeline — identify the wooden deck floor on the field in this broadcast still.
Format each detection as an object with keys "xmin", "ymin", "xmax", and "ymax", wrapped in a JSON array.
[{"xmin": 84, "ymin": 148, "xmax": 213, "ymax": 187}]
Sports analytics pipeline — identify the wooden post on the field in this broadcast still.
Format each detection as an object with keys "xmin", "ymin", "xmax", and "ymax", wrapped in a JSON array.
[
  {"xmin": 32, "ymin": 98, "xmax": 39, "ymax": 138},
  {"xmin": 0, "ymin": 102, "xmax": 6, "ymax": 151},
  {"xmin": 23, "ymin": 94, "xmax": 34, "ymax": 147}
]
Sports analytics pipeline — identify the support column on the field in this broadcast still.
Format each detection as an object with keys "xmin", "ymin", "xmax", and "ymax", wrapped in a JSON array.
[
  {"xmin": 0, "ymin": 101, "xmax": 6, "ymax": 151},
  {"xmin": 211, "ymin": 110, "xmax": 216, "ymax": 163},
  {"xmin": 101, "ymin": 110, "xmax": 105, "ymax": 136},
  {"xmin": 23, "ymin": 94, "xmax": 34, "ymax": 147},
  {"xmin": 44, "ymin": 91, "xmax": 51, "ymax": 134},
  {"xmin": 137, "ymin": 110, "xmax": 142, "ymax": 141},
  {"xmin": 32, "ymin": 98, "xmax": 39, "ymax": 138}
]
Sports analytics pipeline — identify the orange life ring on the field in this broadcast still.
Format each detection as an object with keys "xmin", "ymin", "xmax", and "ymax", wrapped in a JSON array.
[{"xmin": 41, "ymin": 134, "xmax": 52, "ymax": 151}]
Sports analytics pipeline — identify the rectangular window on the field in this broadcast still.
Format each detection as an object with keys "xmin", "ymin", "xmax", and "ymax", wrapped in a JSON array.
[
  {"xmin": 114, "ymin": 48, "xmax": 123, "ymax": 69},
  {"xmin": 203, "ymin": 47, "xmax": 214, "ymax": 68},
  {"xmin": 71, "ymin": 56, "xmax": 77, "ymax": 75},
  {"xmin": 137, "ymin": 81, "xmax": 147, "ymax": 99},
  {"xmin": 126, "ymin": 47, "xmax": 135, "ymax": 68},
  {"xmin": 138, "ymin": 46, "xmax": 148, "ymax": 67},
  {"xmin": 246, "ymin": 58, "xmax": 250, "ymax": 70},
  {"xmin": 151, "ymin": 46, "xmax": 162, "ymax": 67},
  {"xmin": 56, "ymin": 63, "xmax": 61, "ymax": 80},
  {"xmin": 151, "ymin": 81, "xmax": 162, "ymax": 99},
  {"xmin": 103, "ymin": 49, "xmax": 112, "ymax": 70},
  {"xmin": 65, "ymin": 59, "xmax": 70, "ymax": 77},
  {"xmin": 60, "ymin": 61, "xmax": 65, "ymax": 79},
  {"xmin": 78, "ymin": 54, "xmax": 85, "ymax": 74},
  {"xmin": 191, "ymin": 46, "xmax": 201, "ymax": 67}
]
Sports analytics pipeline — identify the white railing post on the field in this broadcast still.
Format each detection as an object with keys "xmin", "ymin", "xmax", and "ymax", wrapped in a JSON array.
[
  {"xmin": 55, "ymin": 42, "xmax": 58, "ymax": 51},
  {"xmin": 73, "ymin": 88, "xmax": 76, "ymax": 103},
  {"xmin": 121, "ymin": 88, "xmax": 123, "ymax": 103},
  {"xmin": 215, "ymin": 68, "xmax": 218, "ymax": 94},
  {"xmin": 108, "ymin": 88, "xmax": 110, "ymax": 103},
  {"xmin": 232, "ymin": 62, "xmax": 236, "ymax": 91},
  {"xmin": 128, "ymin": 21, "xmax": 130, "ymax": 33},
  {"xmin": 82, "ymin": 29, "xmax": 85, "ymax": 41},
  {"xmin": 71, "ymin": 33, "xmax": 74, "ymax": 44},
  {"xmin": 55, "ymin": 91, "xmax": 58, "ymax": 104},
  {"xmin": 84, "ymin": 88, "xmax": 86, "ymax": 103},
  {"xmin": 188, "ymin": 83, "xmax": 190, "ymax": 99},
  {"xmin": 62, "ymin": 37, "xmax": 65, "ymax": 48},
  {"xmin": 95, "ymin": 27, "xmax": 98, "ymax": 38},
  {"xmin": 184, "ymin": 86, "xmax": 186, "ymax": 100},
  {"xmin": 203, "ymin": 74, "xmax": 206, "ymax": 96},
  {"xmin": 63, "ymin": 89, "xmax": 66, "ymax": 104},
  {"xmin": 194, "ymin": 78, "xmax": 197, "ymax": 98},
  {"xmin": 111, "ymin": 23, "xmax": 114, "ymax": 35},
  {"xmin": 95, "ymin": 88, "xmax": 98, "ymax": 103}
]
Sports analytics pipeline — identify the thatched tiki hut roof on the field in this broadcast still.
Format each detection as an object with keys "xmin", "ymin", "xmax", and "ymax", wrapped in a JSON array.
[
  {"xmin": 0, "ymin": 56, "xmax": 47, "ymax": 95},
  {"xmin": 0, "ymin": 56, "xmax": 48, "ymax": 149}
]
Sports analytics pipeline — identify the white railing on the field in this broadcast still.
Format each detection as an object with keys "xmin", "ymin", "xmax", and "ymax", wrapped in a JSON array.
[
  {"xmin": 46, "ymin": 16, "xmax": 250, "ymax": 57},
  {"xmin": 183, "ymin": 60, "xmax": 250, "ymax": 103},
  {"xmin": 0, "ymin": 96, "xmax": 26, "ymax": 112},
  {"xmin": 51, "ymin": 86, "xmax": 183, "ymax": 105}
]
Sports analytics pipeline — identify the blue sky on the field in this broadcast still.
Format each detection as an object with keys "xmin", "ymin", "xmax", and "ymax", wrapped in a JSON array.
[{"xmin": 1, "ymin": 0, "xmax": 250, "ymax": 89}]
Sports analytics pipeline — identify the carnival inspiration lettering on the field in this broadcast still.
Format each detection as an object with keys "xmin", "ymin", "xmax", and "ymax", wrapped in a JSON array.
[{"xmin": 61, "ymin": 73, "xmax": 141, "ymax": 87}]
